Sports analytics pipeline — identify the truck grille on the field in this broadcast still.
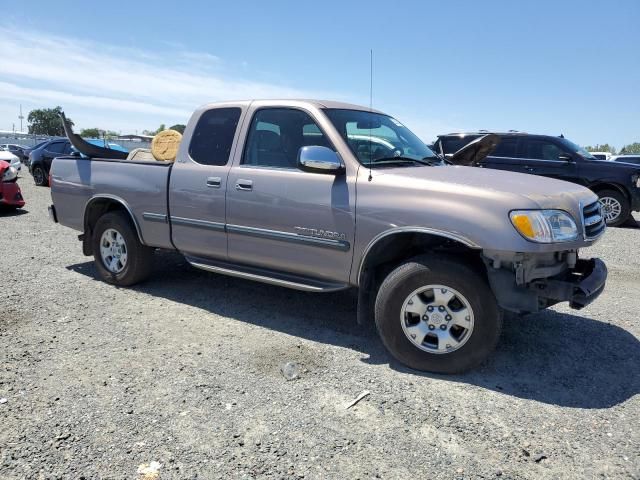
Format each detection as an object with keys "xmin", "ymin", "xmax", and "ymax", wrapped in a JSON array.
[{"xmin": 582, "ymin": 201, "xmax": 606, "ymax": 239}]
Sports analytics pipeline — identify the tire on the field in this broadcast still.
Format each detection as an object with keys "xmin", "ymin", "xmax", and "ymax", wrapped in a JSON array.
[
  {"xmin": 92, "ymin": 211, "xmax": 153, "ymax": 286},
  {"xmin": 374, "ymin": 255, "xmax": 502, "ymax": 374},
  {"xmin": 32, "ymin": 166, "xmax": 48, "ymax": 187},
  {"xmin": 597, "ymin": 189, "xmax": 630, "ymax": 227}
]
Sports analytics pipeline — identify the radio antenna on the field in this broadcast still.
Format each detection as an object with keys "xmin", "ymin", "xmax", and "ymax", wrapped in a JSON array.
[{"xmin": 368, "ymin": 49, "xmax": 373, "ymax": 182}]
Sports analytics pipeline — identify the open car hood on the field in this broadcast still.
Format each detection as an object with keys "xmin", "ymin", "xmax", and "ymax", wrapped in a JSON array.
[
  {"xmin": 59, "ymin": 111, "xmax": 129, "ymax": 160},
  {"xmin": 450, "ymin": 134, "xmax": 500, "ymax": 166}
]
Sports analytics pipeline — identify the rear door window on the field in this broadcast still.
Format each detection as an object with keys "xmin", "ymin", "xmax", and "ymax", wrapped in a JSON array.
[
  {"xmin": 491, "ymin": 137, "xmax": 519, "ymax": 157},
  {"xmin": 189, "ymin": 107, "xmax": 242, "ymax": 166},
  {"xmin": 47, "ymin": 142, "xmax": 66, "ymax": 154}
]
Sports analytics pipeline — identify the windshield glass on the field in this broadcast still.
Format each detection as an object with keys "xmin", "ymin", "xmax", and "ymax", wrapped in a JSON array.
[
  {"xmin": 324, "ymin": 109, "xmax": 439, "ymax": 167},
  {"xmin": 558, "ymin": 138, "xmax": 596, "ymax": 159}
]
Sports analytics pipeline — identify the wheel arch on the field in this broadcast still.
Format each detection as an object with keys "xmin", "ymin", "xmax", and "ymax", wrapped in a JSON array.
[
  {"xmin": 357, "ymin": 228, "xmax": 483, "ymax": 288},
  {"xmin": 83, "ymin": 195, "xmax": 145, "ymax": 253},
  {"xmin": 589, "ymin": 182, "xmax": 630, "ymax": 201}
]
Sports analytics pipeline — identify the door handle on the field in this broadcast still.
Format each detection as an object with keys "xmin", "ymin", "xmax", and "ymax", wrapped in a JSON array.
[
  {"xmin": 235, "ymin": 179, "xmax": 253, "ymax": 191},
  {"xmin": 206, "ymin": 176, "xmax": 221, "ymax": 188}
]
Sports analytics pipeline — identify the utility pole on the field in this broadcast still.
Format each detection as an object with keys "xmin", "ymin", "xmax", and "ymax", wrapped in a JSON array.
[{"xmin": 18, "ymin": 104, "xmax": 24, "ymax": 132}]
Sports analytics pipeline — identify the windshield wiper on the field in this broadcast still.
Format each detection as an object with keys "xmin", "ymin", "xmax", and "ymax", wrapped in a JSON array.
[{"xmin": 369, "ymin": 156, "xmax": 433, "ymax": 167}]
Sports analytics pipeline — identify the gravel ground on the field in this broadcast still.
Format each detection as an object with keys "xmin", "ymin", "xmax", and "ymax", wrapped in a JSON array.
[{"xmin": 1, "ymin": 177, "xmax": 639, "ymax": 480}]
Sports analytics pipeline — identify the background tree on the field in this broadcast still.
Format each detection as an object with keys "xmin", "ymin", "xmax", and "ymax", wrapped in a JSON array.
[
  {"xmin": 586, "ymin": 144, "xmax": 617, "ymax": 155},
  {"xmin": 155, "ymin": 124, "xmax": 166, "ymax": 134},
  {"xmin": 27, "ymin": 107, "xmax": 72, "ymax": 136},
  {"xmin": 80, "ymin": 128, "xmax": 101, "ymax": 138},
  {"xmin": 169, "ymin": 124, "xmax": 186, "ymax": 134},
  {"xmin": 620, "ymin": 143, "xmax": 640, "ymax": 155}
]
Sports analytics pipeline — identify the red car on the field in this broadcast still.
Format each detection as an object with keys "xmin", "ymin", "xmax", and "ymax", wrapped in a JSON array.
[{"xmin": 0, "ymin": 160, "xmax": 25, "ymax": 209}]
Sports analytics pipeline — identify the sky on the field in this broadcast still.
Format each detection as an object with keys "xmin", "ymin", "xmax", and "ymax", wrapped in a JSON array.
[{"xmin": 1, "ymin": 0, "xmax": 639, "ymax": 148}]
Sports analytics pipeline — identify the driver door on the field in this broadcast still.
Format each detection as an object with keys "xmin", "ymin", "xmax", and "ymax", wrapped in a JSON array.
[
  {"xmin": 226, "ymin": 107, "xmax": 356, "ymax": 284},
  {"xmin": 518, "ymin": 137, "xmax": 579, "ymax": 182}
]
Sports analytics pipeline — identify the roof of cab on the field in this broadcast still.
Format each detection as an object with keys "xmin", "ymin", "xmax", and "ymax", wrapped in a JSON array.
[{"xmin": 197, "ymin": 99, "xmax": 384, "ymax": 114}]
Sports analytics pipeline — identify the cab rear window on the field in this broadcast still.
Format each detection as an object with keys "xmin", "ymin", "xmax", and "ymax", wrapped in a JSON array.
[{"xmin": 189, "ymin": 107, "xmax": 242, "ymax": 166}]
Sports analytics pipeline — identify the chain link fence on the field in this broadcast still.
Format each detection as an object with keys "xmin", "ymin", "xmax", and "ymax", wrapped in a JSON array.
[{"xmin": 0, "ymin": 134, "xmax": 150, "ymax": 151}]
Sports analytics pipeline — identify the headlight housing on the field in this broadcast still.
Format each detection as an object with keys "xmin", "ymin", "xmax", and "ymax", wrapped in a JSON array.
[
  {"xmin": 2, "ymin": 166, "xmax": 17, "ymax": 182},
  {"xmin": 510, "ymin": 210, "xmax": 578, "ymax": 243}
]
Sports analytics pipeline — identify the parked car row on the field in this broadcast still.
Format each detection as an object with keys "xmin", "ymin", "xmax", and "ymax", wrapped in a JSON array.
[
  {"xmin": 0, "ymin": 143, "xmax": 29, "ymax": 161},
  {"xmin": 431, "ymin": 132, "xmax": 640, "ymax": 226},
  {"xmin": 26, "ymin": 138, "xmax": 128, "ymax": 186},
  {"xmin": 610, "ymin": 154, "xmax": 640, "ymax": 165},
  {"xmin": 15, "ymin": 125, "xmax": 640, "ymax": 230}
]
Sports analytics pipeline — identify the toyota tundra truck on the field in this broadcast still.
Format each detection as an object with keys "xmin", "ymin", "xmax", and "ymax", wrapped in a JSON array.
[{"xmin": 48, "ymin": 99, "xmax": 607, "ymax": 373}]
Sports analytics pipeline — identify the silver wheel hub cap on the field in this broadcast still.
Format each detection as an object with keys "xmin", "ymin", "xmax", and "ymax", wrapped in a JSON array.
[
  {"xmin": 598, "ymin": 197, "xmax": 622, "ymax": 223},
  {"xmin": 400, "ymin": 285, "xmax": 474, "ymax": 354},
  {"xmin": 99, "ymin": 228, "xmax": 128, "ymax": 273}
]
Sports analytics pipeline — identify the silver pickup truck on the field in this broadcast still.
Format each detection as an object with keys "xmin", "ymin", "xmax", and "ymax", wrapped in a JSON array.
[{"xmin": 49, "ymin": 99, "xmax": 607, "ymax": 373}]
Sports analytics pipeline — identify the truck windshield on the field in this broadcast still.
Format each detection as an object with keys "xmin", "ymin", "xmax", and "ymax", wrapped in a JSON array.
[{"xmin": 324, "ymin": 109, "xmax": 439, "ymax": 167}]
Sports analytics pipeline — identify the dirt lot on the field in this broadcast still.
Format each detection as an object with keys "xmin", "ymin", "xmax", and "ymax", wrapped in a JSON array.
[{"xmin": 1, "ymin": 177, "xmax": 639, "ymax": 479}]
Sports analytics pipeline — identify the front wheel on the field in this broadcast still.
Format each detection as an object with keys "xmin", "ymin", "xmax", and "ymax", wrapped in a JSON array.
[
  {"xmin": 374, "ymin": 255, "xmax": 502, "ymax": 374},
  {"xmin": 32, "ymin": 166, "xmax": 48, "ymax": 186},
  {"xmin": 92, "ymin": 211, "xmax": 153, "ymax": 286},
  {"xmin": 597, "ymin": 189, "xmax": 630, "ymax": 227}
]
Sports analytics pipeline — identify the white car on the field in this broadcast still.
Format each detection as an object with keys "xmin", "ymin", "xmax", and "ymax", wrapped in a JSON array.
[
  {"xmin": 590, "ymin": 151, "xmax": 612, "ymax": 161},
  {"xmin": 0, "ymin": 151, "xmax": 21, "ymax": 172}
]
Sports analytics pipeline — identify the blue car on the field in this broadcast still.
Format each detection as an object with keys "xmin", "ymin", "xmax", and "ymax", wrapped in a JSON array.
[{"xmin": 29, "ymin": 138, "xmax": 128, "ymax": 186}]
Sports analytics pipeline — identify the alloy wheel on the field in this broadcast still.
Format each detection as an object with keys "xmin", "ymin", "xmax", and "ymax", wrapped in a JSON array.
[
  {"xmin": 99, "ymin": 228, "xmax": 128, "ymax": 273},
  {"xmin": 400, "ymin": 284, "xmax": 475, "ymax": 354}
]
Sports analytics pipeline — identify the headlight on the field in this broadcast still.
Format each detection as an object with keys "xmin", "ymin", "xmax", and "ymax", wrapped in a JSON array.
[
  {"xmin": 634, "ymin": 174, "xmax": 640, "ymax": 188},
  {"xmin": 510, "ymin": 210, "xmax": 578, "ymax": 243},
  {"xmin": 2, "ymin": 166, "xmax": 17, "ymax": 182}
]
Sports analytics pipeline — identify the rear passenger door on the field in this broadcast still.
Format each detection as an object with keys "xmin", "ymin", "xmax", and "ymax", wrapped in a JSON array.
[
  {"xmin": 479, "ymin": 136, "xmax": 523, "ymax": 172},
  {"xmin": 517, "ymin": 137, "xmax": 579, "ymax": 182},
  {"xmin": 168, "ymin": 107, "xmax": 244, "ymax": 259}
]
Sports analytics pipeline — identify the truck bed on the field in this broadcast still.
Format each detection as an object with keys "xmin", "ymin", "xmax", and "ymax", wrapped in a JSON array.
[{"xmin": 50, "ymin": 157, "xmax": 174, "ymax": 250}]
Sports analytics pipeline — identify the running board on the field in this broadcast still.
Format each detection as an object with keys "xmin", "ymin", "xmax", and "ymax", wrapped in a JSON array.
[{"xmin": 186, "ymin": 257, "xmax": 349, "ymax": 292}]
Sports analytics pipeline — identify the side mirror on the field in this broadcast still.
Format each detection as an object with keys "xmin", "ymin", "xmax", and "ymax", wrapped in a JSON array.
[
  {"xmin": 298, "ymin": 146, "xmax": 344, "ymax": 174},
  {"xmin": 558, "ymin": 154, "xmax": 573, "ymax": 162}
]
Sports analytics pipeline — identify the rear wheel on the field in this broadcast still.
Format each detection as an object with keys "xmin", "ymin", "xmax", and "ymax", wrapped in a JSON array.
[
  {"xmin": 374, "ymin": 255, "xmax": 502, "ymax": 374},
  {"xmin": 32, "ymin": 166, "xmax": 48, "ymax": 187},
  {"xmin": 92, "ymin": 211, "xmax": 153, "ymax": 286},
  {"xmin": 597, "ymin": 189, "xmax": 629, "ymax": 227}
]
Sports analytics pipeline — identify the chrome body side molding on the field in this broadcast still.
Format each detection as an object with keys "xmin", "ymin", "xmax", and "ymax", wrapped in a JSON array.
[
  {"xmin": 226, "ymin": 224, "xmax": 350, "ymax": 251},
  {"xmin": 170, "ymin": 216, "xmax": 226, "ymax": 232},
  {"xmin": 143, "ymin": 212, "xmax": 168, "ymax": 223}
]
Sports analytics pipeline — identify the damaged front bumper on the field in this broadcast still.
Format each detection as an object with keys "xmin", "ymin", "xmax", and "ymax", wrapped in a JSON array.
[{"xmin": 485, "ymin": 253, "xmax": 607, "ymax": 313}]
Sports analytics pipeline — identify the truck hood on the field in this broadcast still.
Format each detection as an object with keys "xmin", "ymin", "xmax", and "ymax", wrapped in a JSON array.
[
  {"xmin": 371, "ymin": 163, "xmax": 598, "ymax": 211},
  {"xmin": 360, "ymin": 164, "xmax": 600, "ymax": 253}
]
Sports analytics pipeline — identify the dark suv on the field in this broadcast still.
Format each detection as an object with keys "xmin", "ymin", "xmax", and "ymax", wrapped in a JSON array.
[
  {"xmin": 433, "ymin": 132, "xmax": 640, "ymax": 226},
  {"xmin": 28, "ymin": 139, "xmax": 72, "ymax": 187}
]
